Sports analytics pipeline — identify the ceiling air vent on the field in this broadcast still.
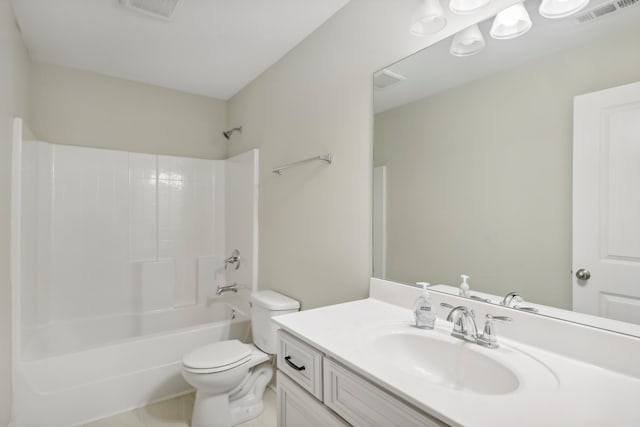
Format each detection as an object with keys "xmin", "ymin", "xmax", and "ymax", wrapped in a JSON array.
[
  {"xmin": 374, "ymin": 69, "xmax": 407, "ymax": 89},
  {"xmin": 574, "ymin": 0, "xmax": 638, "ymax": 23},
  {"xmin": 120, "ymin": 0, "xmax": 183, "ymax": 21}
]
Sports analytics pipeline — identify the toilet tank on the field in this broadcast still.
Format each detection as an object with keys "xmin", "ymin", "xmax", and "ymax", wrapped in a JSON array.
[{"xmin": 251, "ymin": 290, "xmax": 300, "ymax": 354}]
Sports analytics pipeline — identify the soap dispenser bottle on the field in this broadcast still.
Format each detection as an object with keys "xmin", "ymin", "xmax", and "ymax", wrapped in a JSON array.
[
  {"xmin": 414, "ymin": 282, "xmax": 436, "ymax": 329},
  {"xmin": 459, "ymin": 274, "xmax": 471, "ymax": 298}
]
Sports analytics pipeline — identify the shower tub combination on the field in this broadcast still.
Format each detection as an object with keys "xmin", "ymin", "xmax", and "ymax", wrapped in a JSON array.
[{"xmin": 11, "ymin": 121, "xmax": 260, "ymax": 426}]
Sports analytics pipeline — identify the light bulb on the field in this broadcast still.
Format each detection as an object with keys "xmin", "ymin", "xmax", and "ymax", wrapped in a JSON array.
[
  {"xmin": 450, "ymin": 24, "xmax": 485, "ymax": 57},
  {"xmin": 410, "ymin": 0, "xmax": 447, "ymax": 36},
  {"xmin": 490, "ymin": 2, "xmax": 532, "ymax": 40},
  {"xmin": 539, "ymin": 0, "xmax": 589, "ymax": 19},
  {"xmin": 449, "ymin": 0, "xmax": 491, "ymax": 15}
]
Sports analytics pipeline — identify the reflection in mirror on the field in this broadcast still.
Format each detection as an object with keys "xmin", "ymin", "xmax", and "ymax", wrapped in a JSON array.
[{"xmin": 373, "ymin": 0, "xmax": 640, "ymax": 336}]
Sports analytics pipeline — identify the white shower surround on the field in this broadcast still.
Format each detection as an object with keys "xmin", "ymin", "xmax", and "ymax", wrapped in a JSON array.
[
  {"xmin": 11, "ymin": 119, "xmax": 260, "ymax": 426},
  {"xmin": 19, "ymin": 141, "xmax": 229, "ymax": 333}
]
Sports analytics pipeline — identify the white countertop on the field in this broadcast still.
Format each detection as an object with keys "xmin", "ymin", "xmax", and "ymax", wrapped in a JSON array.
[{"xmin": 273, "ymin": 297, "xmax": 640, "ymax": 427}]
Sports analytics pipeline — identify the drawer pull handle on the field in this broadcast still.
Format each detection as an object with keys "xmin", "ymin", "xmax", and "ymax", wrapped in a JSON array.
[{"xmin": 284, "ymin": 356, "xmax": 306, "ymax": 371}]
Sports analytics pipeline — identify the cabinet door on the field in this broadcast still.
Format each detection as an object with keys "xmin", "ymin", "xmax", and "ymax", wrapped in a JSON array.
[
  {"xmin": 277, "ymin": 371, "xmax": 347, "ymax": 427},
  {"xmin": 323, "ymin": 358, "xmax": 448, "ymax": 427}
]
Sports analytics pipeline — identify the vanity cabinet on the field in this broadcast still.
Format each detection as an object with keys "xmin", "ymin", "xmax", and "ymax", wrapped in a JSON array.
[
  {"xmin": 323, "ymin": 358, "xmax": 446, "ymax": 427},
  {"xmin": 276, "ymin": 330, "xmax": 448, "ymax": 427},
  {"xmin": 277, "ymin": 371, "xmax": 347, "ymax": 427}
]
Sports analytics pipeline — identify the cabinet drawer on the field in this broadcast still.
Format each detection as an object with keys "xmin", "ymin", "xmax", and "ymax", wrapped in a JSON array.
[
  {"xmin": 277, "ymin": 371, "xmax": 348, "ymax": 427},
  {"xmin": 277, "ymin": 330, "xmax": 323, "ymax": 400},
  {"xmin": 323, "ymin": 358, "xmax": 448, "ymax": 427}
]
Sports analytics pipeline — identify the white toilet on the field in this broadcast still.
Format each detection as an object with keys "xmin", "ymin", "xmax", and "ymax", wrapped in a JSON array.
[{"xmin": 182, "ymin": 290, "xmax": 300, "ymax": 427}]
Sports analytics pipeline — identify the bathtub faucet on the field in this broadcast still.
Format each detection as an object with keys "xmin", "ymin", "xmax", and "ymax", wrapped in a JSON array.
[
  {"xmin": 216, "ymin": 283, "xmax": 239, "ymax": 295},
  {"xmin": 224, "ymin": 249, "xmax": 240, "ymax": 270}
]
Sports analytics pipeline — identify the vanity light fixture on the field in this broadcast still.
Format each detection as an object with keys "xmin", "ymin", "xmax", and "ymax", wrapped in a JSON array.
[
  {"xmin": 490, "ymin": 2, "xmax": 532, "ymax": 39},
  {"xmin": 449, "ymin": 0, "xmax": 491, "ymax": 15},
  {"xmin": 410, "ymin": 0, "xmax": 447, "ymax": 36},
  {"xmin": 449, "ymin": 24, "xmax": 485, "ymax": 57},
  {"xmin": 539, "ymin": 0, "xmax": 590, "ymax": 18}
]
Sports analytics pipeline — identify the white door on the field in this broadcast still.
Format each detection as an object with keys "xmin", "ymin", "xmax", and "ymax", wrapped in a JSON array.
[{"xmin": 573, "ymin": 81, "xmax": 640, "ymax": 325}]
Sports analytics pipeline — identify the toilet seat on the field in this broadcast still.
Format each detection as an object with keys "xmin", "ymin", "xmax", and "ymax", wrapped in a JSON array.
[{"xmin": 183, "ymin": 340, "xmax": 252, "ymax": 374}]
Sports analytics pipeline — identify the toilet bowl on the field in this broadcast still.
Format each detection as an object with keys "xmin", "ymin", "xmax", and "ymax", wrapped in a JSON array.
[{"xmin": 182, "ymin": 290, "xmax": 299, "ymax": 427}]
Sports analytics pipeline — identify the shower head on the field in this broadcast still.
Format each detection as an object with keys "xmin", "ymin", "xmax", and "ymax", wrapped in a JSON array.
[{"xmin": 223, "ymin": 126, "xmax": 242, "ymax": 140}]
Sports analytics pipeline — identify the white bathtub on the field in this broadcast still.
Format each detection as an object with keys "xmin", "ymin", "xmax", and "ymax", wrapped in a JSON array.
[{"xmin": 13, "ymin": 302, "xmax": 250, "ymax": 427}]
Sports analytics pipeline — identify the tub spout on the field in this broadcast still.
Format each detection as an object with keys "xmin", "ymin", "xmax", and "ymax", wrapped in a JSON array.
[{"xmin": 216, "ymin": 283, "xmax": 239, "ymax": 296}]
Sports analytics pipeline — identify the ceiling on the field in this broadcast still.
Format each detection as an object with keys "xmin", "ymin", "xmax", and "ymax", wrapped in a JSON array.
[
  {"xmin": 12, "ymin": 0, "xmax": 351, "ymax": 100},
  {"xmin": 374, "ymin": 0, "xmax": 640, "ymax": 113}
]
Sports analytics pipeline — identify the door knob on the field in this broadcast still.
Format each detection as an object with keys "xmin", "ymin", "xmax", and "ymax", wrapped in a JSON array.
[{"xmin": 576, "ymin": 268, "xmax": 591, "ymax": 280}]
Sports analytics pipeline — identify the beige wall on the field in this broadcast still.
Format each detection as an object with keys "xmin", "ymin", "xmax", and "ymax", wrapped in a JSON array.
[
  {"xmin": 225, "ymin": 0, "xmax": 516, "ymax": 309},
  {"xmin": 30, "ymin": 62, "xmax": 228, "ymax": 159},
  {"xmin": 374, "ymin": 26, "xmax": 640, "ymax": 309},
  {"xmin": 0, "ymin": 0, "xmax": 31, "ymax": 423}
]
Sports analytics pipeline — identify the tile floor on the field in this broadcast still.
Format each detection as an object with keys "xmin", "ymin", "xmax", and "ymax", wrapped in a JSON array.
[{"xmin": 82, "ymin": 388, "xmax": 277, "ymax": 427}]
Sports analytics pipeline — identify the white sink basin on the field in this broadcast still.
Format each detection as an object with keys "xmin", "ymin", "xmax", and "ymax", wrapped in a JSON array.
[
  {"xmin": 371, "ymin": 332, "xmax": 519, "ymax": 394},
  {"xmin": 358, "ymin": 322, "xmax": 558, "ymax": 396}
]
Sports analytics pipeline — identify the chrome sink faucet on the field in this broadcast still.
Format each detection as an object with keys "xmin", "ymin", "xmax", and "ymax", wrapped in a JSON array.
[
  {"xmin": 441, "ymin": 303, "xmax": 512, "ymax": 349},
  {"xmin": 501, "ymin": 291, "xmax": 539, "ymax": 313},
  {"xmin": 441, "ymin": 303, "xmax": 478, "ymax": 342},
  {"xmin": 501, "ymin": 291, "xmax": 522, "ymax": 307}
]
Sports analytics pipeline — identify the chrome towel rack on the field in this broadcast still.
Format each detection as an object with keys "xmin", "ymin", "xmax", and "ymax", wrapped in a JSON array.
[{"xmin": 272, "ymin": 153, "xmax": 333, "ymax": 175}]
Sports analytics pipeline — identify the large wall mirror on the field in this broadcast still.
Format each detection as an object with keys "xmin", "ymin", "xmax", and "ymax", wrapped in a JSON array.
[{"xmin": 373, "ymin": 0, "xmax": 640, "ymax": 336}]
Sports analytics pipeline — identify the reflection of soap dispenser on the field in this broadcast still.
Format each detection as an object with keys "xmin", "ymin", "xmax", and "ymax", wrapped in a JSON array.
[
  {"xmin": 459, "ymin": 274, "xmax": 471, "ymax": 298},
  {"xmin": 414, "ymin": 282, "xmax": 436, "ymax": 329}
]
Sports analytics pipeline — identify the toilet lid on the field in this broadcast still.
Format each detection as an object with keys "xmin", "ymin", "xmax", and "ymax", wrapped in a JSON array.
[{"xmin": 183, "ymin": 340, "xmax": 252, "ymax": 371}]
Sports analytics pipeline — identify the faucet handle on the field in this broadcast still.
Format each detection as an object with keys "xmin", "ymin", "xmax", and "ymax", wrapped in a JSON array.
[
  {"xmin": 470, "ymin": 295, "xmax": 492, "ymax": 303},
  {"xmin": 514, "ymin": 305, "xmax": 539, "ymax": 313},
  {"xmin": 224, "ymin": 249, "xmax": 241, "ymax": 270},
  {"xmin": 478, "ymin": 314, "xmax": 512, "ymax": 349},
  {"xmin": 487, "ymin": 314, "xmax": 512, "ymax": 322}
]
